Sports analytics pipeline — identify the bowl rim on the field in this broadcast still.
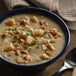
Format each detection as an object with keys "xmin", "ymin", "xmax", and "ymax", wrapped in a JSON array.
[{"xmin": 0, "ymin": 7, "xmax": 70, "ymax": 68}]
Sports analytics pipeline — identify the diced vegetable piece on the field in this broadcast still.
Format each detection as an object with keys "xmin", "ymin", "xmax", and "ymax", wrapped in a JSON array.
[
  {"xmin": 30, "ymin": 16, "xmax": 38, "ymax": 22},
  {"xmin": 43, "ymin": 39, "xmax": 49, "ymax": 44},
  {"xmin": 48, "ymin": 34, "xmax": 54, "ymax": 39},
  {"xmin": 24, "ymin": 45, "xmax": 29, "ymax": 50},
  {"xmin": 56, "ymin": 32, "xmax": 62, "ymax": 37},
  {"xmin": 25, "ymin": 25, "xmax": 33, "ymax": 30},
  {"xmin": 12, "ymin": 35, "xmax": 19, "ymax": 43},
  {"xmin": 20, "ymin": 19, "xmax": 29, "ymax": 25},
  {"xmin": 12, "ymin": 39, "xmax": 17, "ymax": 43},
  {"xmin": 15, "ymin": 46, "xmax": 21, "ymax": 50},
  {"xmin": 20, "ymin": 31, "xmax": 27, "ymax": 39},
  {"xmin": 45, "ymin": 51, "xmax": 51, "ymax": 56},
  {"xmin": 20, "ymin": 50, "xmax": 28, "ymax": 55},
  {"xmin": 4, "ymin": 43, "xmax": 15, "ymax": 52},
  {"xmin": 24, "ymin": 36, "xmax": 34, "ymax": 45},
  {"xmin": 40, "ymin": 26, "xmax": 46, "ymax": 29},
  {"xmin": 22, "ymin": 54, "xmax": 32, "ymax": 61},
  {"xmin": 7, "ymin": 27, "xmax": 17, "ymax": 31},
  {"xmin": 16, "ymin": 56, "xmax": 28, "ymax": 64},
  {"xmin": 50, "ymin": 40, "xmax": 55, "ymax": 43},
  {"xmin": 44, "ymin": 34, "xmax": 50, "ymax": 39},
  {"xmin": 39, "ymin": 20, "xmax": 48, "ymax": 26},
  {"xmin": 46, "ymin": 43, "xmax": 55, "ymax": 51},
  {"xmin": 15, "ymin": 50, "xmax": 21, "ymax": 56},
  {"xmin": 39, "ymin": 20, "xmax": 45, "ymax": 25},
  {"xmin": 14, "ymin": 43, "xmax": 19, "ymax": 47},
  {"xmin": 33, "ymin": 29, "xmax": 44, "ymax": 36},
  {"xmin": 43, "ymin": 39, "xmax": 55, "ymax": 51},
  {"xmin": 49, "ymin": 28, "xmax": 62, "ymax": 38},
  {"xmin": 33, "ymin": 37, "xmax": 38, "ymax": 44},
  {"xmin": 25, "ymin": 16, "xmax": 30, "ymax": 21},
  {"xmin": 41, "ymin": 45, "xmax": 47, "ymax": 51},
  {"xmin": 45, "ymin": 49, "xmax": 49, "ymax": 52},
  {"xmin": 49, "ymin": 28, "xmax": 58, "ymax": 35},
  {"xmin": 16, "ymin": 30, "xmax": 21, "ymax": 34},
  {"xmin": 18, "ymin": 38, "xmax": 25, "ymax": 43},
  {"xmin": 40, "ymin": 54, "xmax": 50, "ymax": 60},
  {"xmin": 5, "ymin": 18, "xmax": 15, "ymax": 26},
  {"xmin": 6, "ymin": 31, "xmax": 13, "ymax": 35}
]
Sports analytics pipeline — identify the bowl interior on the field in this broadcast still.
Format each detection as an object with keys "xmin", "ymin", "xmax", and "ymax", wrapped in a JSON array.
[{"xmin": 0, "ymin": 7, "xmax": 70, "ymax": 67}]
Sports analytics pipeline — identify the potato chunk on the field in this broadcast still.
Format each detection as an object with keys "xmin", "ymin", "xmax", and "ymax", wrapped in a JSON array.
[
  {"xmin": 5, "ymin": 18, "xmax": 15, "ymax": 26},
  {"xmin": 15, "ymin": 50, "xmax": 21, "ymax": 56},
  {"xmin": 20, "ymin": 50, "xmax": 28, "ymax": 55},
  {"xmin": 43, "ymin": 39, "xmax": 55, "ymax": 51},
  {"xmin": 22, "ymin": 54, "xmax": 32, "ymax": 61},
  {"xmin": 45, "ymin": 51, "xmax": 51, "ymax": 56},
  {"xmin": 49, "ymin": 28, "xmax": 58, "ymax": 35},
  {"xmin": 24, "ymin": 36, "xmax": 34, "ymax": 45},
  {"xmin": 20, "ymin": 19, "xmax": 29, "ymax": 25},
  {"xmin": 20, "ymin": 31, "xmax": 27, "ymax": 39},
  {"xmin": 30, "ymin": 16, "xmax": 38, "ymax": 22},
  {"xmin": 46, "ymin": 43, "xmax": 55, "ymax": 51},
  {"xmin": 4, "ymin": 43, "xmax": 15, "ymax": 52},
  {"xmin": 31, "ymin": 29, "xmax": 44, "ymax": 36},
  {"xmin": 41, "ymin": 45, "xmax": 47, "ymax": 51},
  {"xmin": 40, "ymin": 54, "xmax": 50, "ymax": 60},
  {"xmin": 49, "ymin": 28, "xmax": 62, "ymax": 38}
]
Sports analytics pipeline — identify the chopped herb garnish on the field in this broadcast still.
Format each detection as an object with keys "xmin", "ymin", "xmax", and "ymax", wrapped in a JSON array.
[
  {"xmin": 24, "ymin": 45, "xmax": 29, "ymax": 50},
  {"xmin": 36, "ymin": 45, "xmax": 39, "ymax": 49},
  {"xmin": 13, "ymin": 35, "xmax": 19, "ymax": 39},
  {"xmin": 39, "ymin": 56, "xmax": 43, "ymax": 60},
  {"xmin": 7, "ymin": 27, "xmax": 17, "ymax": 31},
  {"xmin": 34, "ymin": 37, "xmax": 38, "ymax": 42},
  {"xmin": 25, "ymin": 31, "xmax": 30, "ymax": 35},
  {"xmin": 12, "ymin": 39, "xmax": 17, "ymax": 43},
  {"xmin": 12, "ymin": 35, "xmax": 19, "ymax": 43},
  {"xmin": 38, "ymin": 41, "xmax": 42, "ymax": 45},
  {"xmin": 45, "ymin": 49, "xmax": 49, "ymax": 52},
  {"xmin": 50, "ymin": 40, "xmax": 55, "ymax": 43}
]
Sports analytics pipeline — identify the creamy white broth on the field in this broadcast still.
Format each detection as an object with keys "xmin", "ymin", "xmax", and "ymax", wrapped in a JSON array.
[{"xmin": 0, "ymin": 14, "xmax": 65, "ymax": 64}]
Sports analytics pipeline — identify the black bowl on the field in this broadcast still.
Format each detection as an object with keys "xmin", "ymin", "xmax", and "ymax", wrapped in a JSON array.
[{"xmin": 0, "ymin": 7, "xmax": 70, "ymax": 71}]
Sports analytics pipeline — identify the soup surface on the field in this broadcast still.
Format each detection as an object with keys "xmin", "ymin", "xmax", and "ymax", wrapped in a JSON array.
[{"xmin": 0, "ymin": 14, "xmax": 65, "ymax": 65}]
